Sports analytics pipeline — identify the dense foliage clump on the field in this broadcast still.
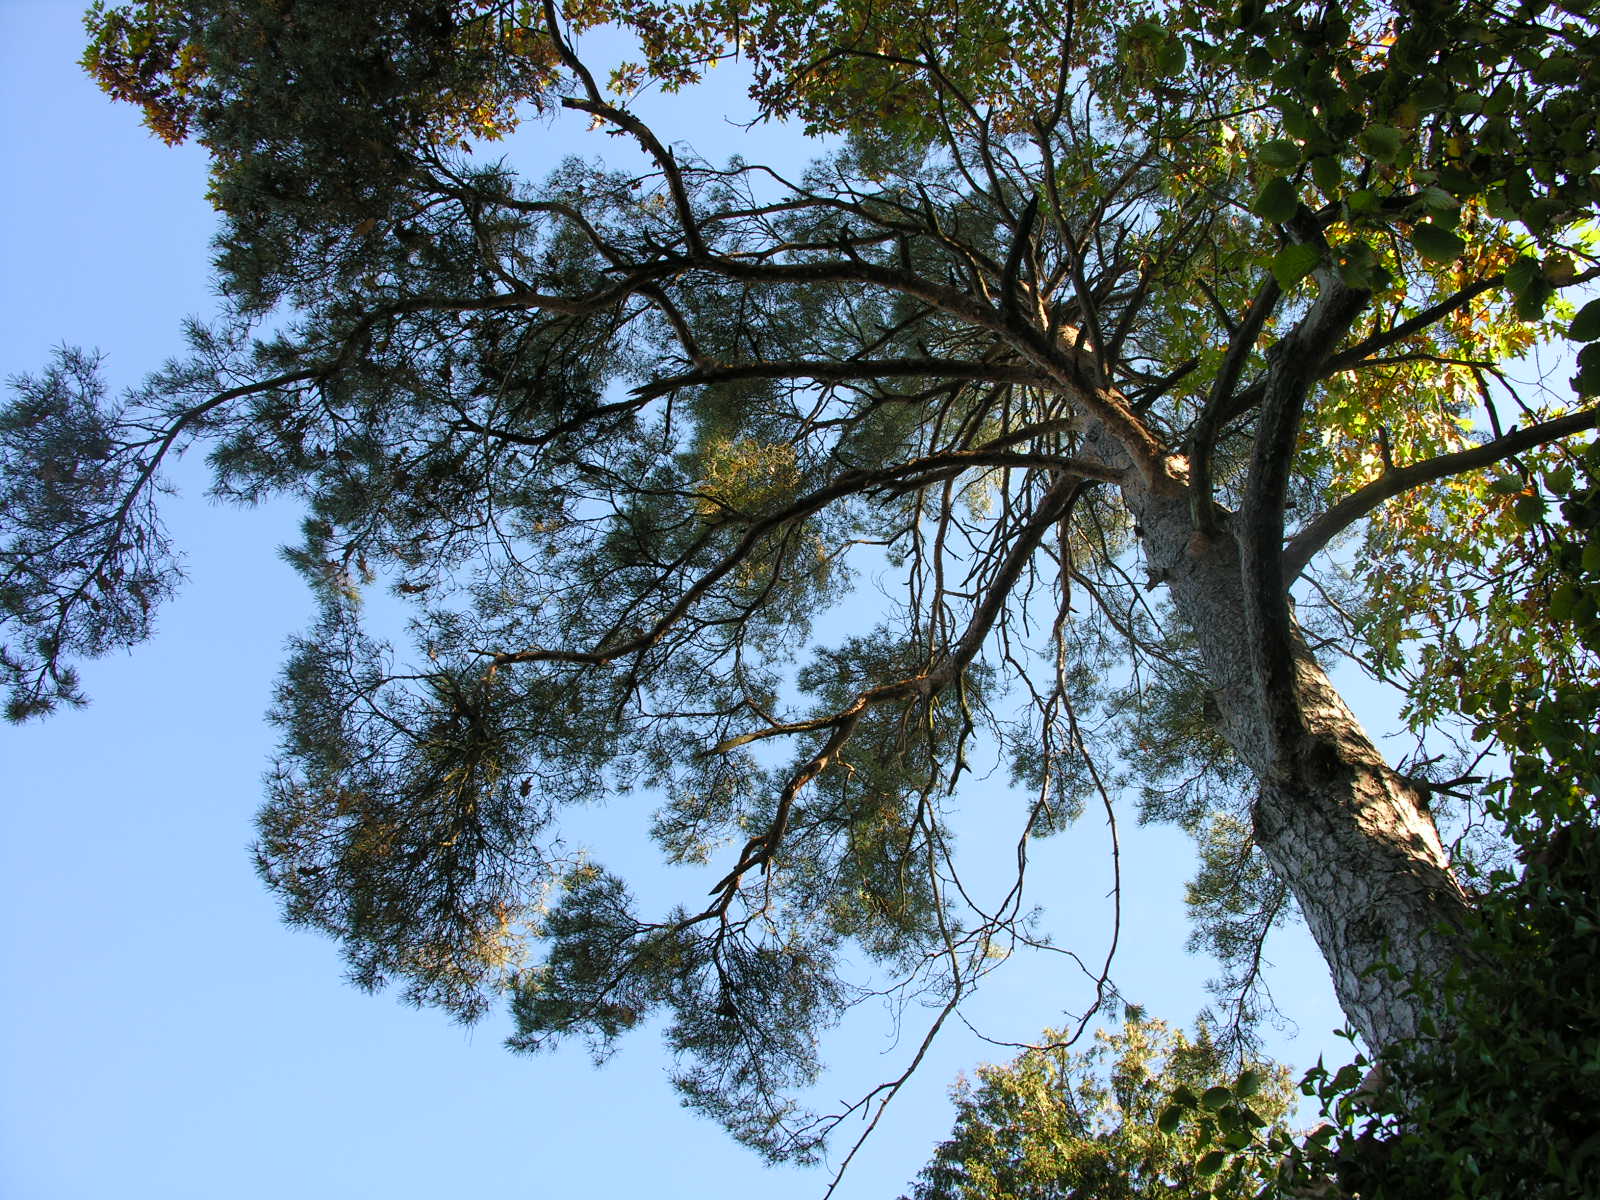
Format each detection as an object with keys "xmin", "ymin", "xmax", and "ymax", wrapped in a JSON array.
[{"xmin": 910, "ymin": 1016, "xmax": 1295, "ymax": 1200}]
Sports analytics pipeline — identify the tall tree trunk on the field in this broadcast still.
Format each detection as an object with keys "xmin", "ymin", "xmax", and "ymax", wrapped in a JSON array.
[{"xmin": 1130, "ymin": 484, "xmax": 1476, "ymax": 1051}]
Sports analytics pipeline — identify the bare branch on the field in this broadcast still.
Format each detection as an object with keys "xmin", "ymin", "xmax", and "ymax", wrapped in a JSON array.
[{"xmin": 629, "ymin": 357, "xmax": 1052, "ymax": 402}]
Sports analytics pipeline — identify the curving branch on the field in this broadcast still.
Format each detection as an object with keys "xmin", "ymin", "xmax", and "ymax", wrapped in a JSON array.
[
  {"xmin": 542, "ymin": 0, "xmax": 709, "ymax": 259},
  {"xmin": 1283, "ymin": 404, "xmax": 1600, "ymax": 578},
  {"xmin": 1324, "ymin": 265, "xmax": 1600, "ymax": 379},
  {"xmin": 1238, "ymin": 250, "xmax": 1371, "ymax": 768},
  {"xmin": 1321, "ymin": 276, "xmax": 1500, "ymax": 376}
]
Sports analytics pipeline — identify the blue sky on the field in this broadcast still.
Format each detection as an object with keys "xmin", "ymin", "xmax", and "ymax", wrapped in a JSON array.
[{"xmin": 0, "ymin": 5, "xmax": 1349, "ymax": 1198}]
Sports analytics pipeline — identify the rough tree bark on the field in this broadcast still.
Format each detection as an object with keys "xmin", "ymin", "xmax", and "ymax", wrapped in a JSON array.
[{"xmin": 1133, "ymin": 480, "xmax": 1475, "ymax": 1051}]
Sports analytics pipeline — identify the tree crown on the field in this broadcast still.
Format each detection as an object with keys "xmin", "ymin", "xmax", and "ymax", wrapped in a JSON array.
[{"xmin": 4, "ymin": 0, "xmax": 1598, "ymax": 1171}]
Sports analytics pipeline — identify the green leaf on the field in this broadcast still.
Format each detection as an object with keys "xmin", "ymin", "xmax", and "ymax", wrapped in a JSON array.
[
  {"xmin": 1419, "ymin": 186, "xmax": 1461, "ymax": 214},
  {"xmin": 1202, "ymin": 1085, "xmax": 1233, "ymax": 1110},
  {"xmin": 1505, "ymin": 256, "xmax": 1542, "ymax": 297},
  {"xmin": 1485, "ymin": 185, "xmax": 1518, "ymax": 220},
  {"xmin": 1359, "ymin": 124, "xmax": 1404, "ymax": 163},
  {"xmin": 1331, "ymin": 1064, "xmax": 1363, "ymax": 1091},
  {"xmin": 1412, "ymin": 76, "xmax": 1452, "ymax": 112},
  {"xmin": 1257, "ymin": 139, "xmax": 1301, "ymax": 169},
  {"xmin": 1339, "ymin": 260, "xmax": 1375, "ymax": 289},
  {"xmin": 1516, "ymin": 279, "xmax": 1551, "ymax": 322},
  {"xmin": 1533, "ymin": 53, "xmax": 1580, "ymax": 84},
  {"xmin": 1514, "ymin": 493, "xmax": 1548, "ymax": 527},
  {"xmin": 1346, "ymin": 188, "xmax": 1380, "ymax": 215},
  {"xmin": 1543, "ymin": 255, "xmax": 1576, "ymax": 284},
  {"xmin": 1156, "ymin": 37, "xmax": 1188, "ymax": 75},
  {"xmin": 1197, "ymin": 1149, "xmax": 1227, "ymax": 1175},
  {"xmin": 1551, "ymin": 581, "xmax": 1577, "ymax": 621},
  {"xmin": 1280, "ymin": 105, "xmax": 1318, "ymax": 142},
  {"xmin": 1573, "ymin": 346, "xmax": 1600, "ymax": 396},
  {"xmin": 1310, "ymin": 156, "xmax": 1342, "ymax": 194},
  {"xmin": 1569, "ymin": 299, "xmax": 1600, "ymax": 343},
  {"xmin": 1410, "ymin": 223, "xmax": 1465, "ymax": 263},
  {"xmin": 1435, "ymin": 164, "xmax": 1479, "ymax": 196},
  {"xmin": 1271, "ymin": 243, "xmax": 1322, "ymax": 287},
  {"xmin": 1158, "ymin": 1104, "xmax": 1184, "ymax": 1133},
  {"xmin": 1243, "ymin": 46, "xmax": 1273, "ymax": 78},
  {"xmin": 1235, "ymin": 1069, "xmax": 1264, "ymax": 1098},
  {"xmin": 1252, "ymin": 178, "xmax": 1298, "ymax": 224}
]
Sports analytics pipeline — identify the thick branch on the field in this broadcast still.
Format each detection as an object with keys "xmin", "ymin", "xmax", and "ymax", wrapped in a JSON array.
[
  {"xmin": 869, "ymin": 451, "xmax": 1124, "ymax": 491},
  {"xmin": 488, "ymin": 454, "xmax": 1098, "ymax": 672},
  {"xmin": 1324, "ymin": 266, "xmax": 1599, "ymax": 378},
  {"xmin": 1239, "ymin": 264, "xmax": 1370, "ymax": 770},
  {"xmin": 999, "ymin": 195, "xmax": 1039, "ymax": 323},
  {"xmin": 544, "ymin": 0, "xmax": 708, "ymax": 258},
  {"xmin": 1283, "ymin": 404, "xmax": 1600, "ymax": 577},
  {"xmin": 687, "ymin": 251, "xmax": 1171, "ymax": 488}
]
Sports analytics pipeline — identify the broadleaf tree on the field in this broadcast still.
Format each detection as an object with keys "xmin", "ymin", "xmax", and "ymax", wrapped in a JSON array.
[
  {"xmin": 6, "ymin": 0, "xmax": 1599, "ymax": 1174},
  {"xmin": 907, "ymin": 1015, "xmax": 1296, "ymax": 1200}
]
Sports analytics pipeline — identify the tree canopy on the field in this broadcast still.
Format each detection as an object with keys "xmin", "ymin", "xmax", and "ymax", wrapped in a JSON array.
[
  {"xmin": 908, "ymin": 1015, "xmax": 1295, "ymax": 1200},
  {"xmin": 6, "ymin": 0, "xmax": 1599, "ymax": 1185}
]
